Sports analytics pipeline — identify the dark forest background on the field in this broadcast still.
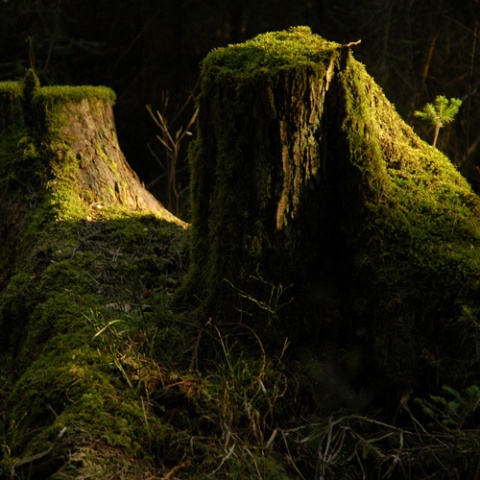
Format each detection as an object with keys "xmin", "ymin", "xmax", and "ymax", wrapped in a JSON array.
[{"xmin": 1, "ymin": 0, "xmax": 479, "ymax": 218}]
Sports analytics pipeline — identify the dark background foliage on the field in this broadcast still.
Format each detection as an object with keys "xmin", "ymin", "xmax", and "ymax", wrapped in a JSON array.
[{"xmin": 1, "ymin": 0, "xmax": 479, "ymax": 215}]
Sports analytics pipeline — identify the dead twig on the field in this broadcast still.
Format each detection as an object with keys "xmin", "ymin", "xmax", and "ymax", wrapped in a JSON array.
[
  {"xmin": 146, "ymin": 90, "xmax": 198, "ymax": 216},
  {"xmin": 160, "ymin": 460, "xmax": 191, "ymax": 480}
]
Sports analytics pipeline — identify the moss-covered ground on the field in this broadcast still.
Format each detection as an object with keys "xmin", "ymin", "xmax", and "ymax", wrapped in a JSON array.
[{"xmin": 0, "ymin": 204, "xmax": 298, "ymax": 478}]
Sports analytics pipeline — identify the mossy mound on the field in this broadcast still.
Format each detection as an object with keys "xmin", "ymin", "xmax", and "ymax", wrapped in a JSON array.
[
  {"xmin": 334, "ymin": 48, "xmax": 480, "ymax": 393},
  {"xmin": 0, "ymin": 212, "xmax": 189, "ymax": 479}
]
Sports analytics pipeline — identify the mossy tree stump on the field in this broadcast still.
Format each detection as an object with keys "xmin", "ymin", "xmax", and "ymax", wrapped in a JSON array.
[
  {"xmin": 183, "ymin": 27, "xmax": 480, "ymax": 401},
  {"xmin": 0, "ymin": 72, "xmax": 185, "ymax": 281},
  {"xmin": 184, "ymin": 28, "xmax": 343, "ymax": 316},
  {"xmin": 0, "ymin": 73, "xmax": 187, "ymax": 479}
]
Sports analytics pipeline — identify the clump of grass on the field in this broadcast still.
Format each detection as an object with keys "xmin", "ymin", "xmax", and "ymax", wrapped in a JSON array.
[{"xmin": 163, "ymin": 320, "xmax": 293, "ymax": 479}]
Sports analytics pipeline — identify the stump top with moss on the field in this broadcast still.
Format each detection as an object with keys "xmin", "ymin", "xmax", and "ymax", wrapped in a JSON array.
[{"xmin": 202, "ymin": 25, "xmax": 339, "ymax": 77}]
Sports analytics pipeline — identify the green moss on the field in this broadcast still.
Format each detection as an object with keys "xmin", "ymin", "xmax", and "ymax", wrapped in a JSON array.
[
  {"xmin": 331, "ymin": 51, "xmax": 480, "ymax": 389},
  {"xmin": 203, "ymin": 26, "xmax": 339, "ymax": 81},
  {"xmin": 183, "ymin": 25, "xmax": 480, "ymax": 409},
  {"xmin": 0, "ymin": 80, "xmax": 23, "ymax": 98},
  {"xmin": 35, "ymin": 85, "xmax": 116, "ymax": 104},
  {"xmin": 0, "ymin": 208, "xmax": 188, "ymax": 477}
]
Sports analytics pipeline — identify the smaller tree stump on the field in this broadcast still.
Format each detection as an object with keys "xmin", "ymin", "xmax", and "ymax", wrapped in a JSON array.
[{"xmin": 0, "ymin": 73, "xmax": 186, "ymax": 478}]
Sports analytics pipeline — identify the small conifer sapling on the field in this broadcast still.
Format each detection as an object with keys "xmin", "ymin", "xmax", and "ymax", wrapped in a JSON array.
[{"xmin": 414, "ymin": 95, "xmax": 462, "ymax": 148}]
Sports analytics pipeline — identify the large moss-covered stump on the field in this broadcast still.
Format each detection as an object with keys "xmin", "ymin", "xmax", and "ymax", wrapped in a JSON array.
[
  {"xmin": 183, "ymin": 27, "xmax": 342, "ymax": 315},
  {"xmin": 183, "ymin": 27, "xmax": 480, "ymax": 400},
  {"xmin": 0, "ymin": 74, "xmax": 187, "ymax": 478}
]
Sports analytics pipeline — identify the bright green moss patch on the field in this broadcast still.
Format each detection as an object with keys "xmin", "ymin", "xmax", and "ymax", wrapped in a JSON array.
[
  {"xmin": 0, "ymin": 80, "xmax": 23, "ymax": 99},
  {"xmin": 328, "ymin": 52, "xmax": 480, "ymax": 390},
  {"xmin": 35, "ymin": 85, "xmax": 116, "ymax": 104},
  {"xmin": 203, "ymin": 26, "xmax": 339, "ymax": 80}
]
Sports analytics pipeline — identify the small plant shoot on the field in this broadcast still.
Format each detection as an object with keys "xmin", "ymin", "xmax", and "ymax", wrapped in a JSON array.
[{"xmin": 414, "ymin": 95, "xmax": 462, "ymax": 147}]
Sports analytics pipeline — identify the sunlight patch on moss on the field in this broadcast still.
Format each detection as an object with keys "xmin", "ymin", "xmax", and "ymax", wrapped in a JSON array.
[
  {"xmin": 0, "ymin": 80, "xmax": 23, "ymax": 99},
  {"xmin": 204, "ymin": 26, "xmax": 340, "ymax": 81},
  {"xmin": 35, "ymin": 85, "xmax": 116, "ymax": 104}
]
